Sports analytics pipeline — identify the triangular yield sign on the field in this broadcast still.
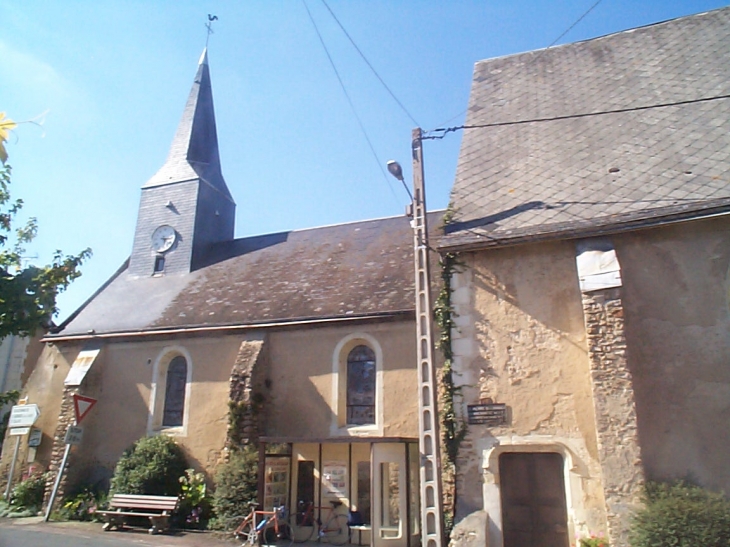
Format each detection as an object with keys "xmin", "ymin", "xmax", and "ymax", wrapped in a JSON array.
[{"xmin": 73, "ymin": 394, "xmax": 97, "ymax": 425}]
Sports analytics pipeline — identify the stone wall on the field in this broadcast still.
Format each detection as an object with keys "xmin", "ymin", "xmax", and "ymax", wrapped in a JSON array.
[
  {"xmin": 581, "ymin": 287, "xmax": 644, "ymax": 545},
  {"xmin": 227, "ymin": 339, "xmax": 267, "ymax": 449},
  {"xmin": 42, "ymin": 385, "xmax": 78, "ymax": 513}
]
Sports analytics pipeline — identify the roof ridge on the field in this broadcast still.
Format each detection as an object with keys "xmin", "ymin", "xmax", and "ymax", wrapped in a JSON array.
[
  {"xmin": 474, "ymin": 6, "xmax": 730, "ymax": 66},
  {"xmin": 250, "ymin": 208, "xmax": 446, "ymax": 236}
]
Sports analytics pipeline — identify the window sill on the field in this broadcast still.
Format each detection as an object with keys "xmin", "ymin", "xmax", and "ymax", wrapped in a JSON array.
[
  {"xmin": 334, "ymin": 424, "xmax": 381, "ymax": 436},
  {"xmin": 153, "ymin": 426, "xmax": 186, "ymax": 437}
]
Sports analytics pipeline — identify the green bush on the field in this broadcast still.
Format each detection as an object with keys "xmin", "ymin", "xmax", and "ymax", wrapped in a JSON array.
[
  {"xmin": 212, "ymin": 445, "xmax": 258, "ymax": 527},
  {"xmin": 10, "ymin": 473, "xmax": 46, "ymax": 512},
  {"xmin": 110, "ymin": 435, "xmax": 188, "ymax": 496},
  {"xmin": 630, "ymin": 480, "xmax": 730, "ymax": 547}
]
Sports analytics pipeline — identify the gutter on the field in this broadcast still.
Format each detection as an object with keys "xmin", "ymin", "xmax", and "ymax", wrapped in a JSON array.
[
  {"xmin": 42, "ymin": 309, "xmax": 415, "ymax": 343},
  {"xmin": 438, "ymin": 199, "xmax": 730, "ymax": 253}
]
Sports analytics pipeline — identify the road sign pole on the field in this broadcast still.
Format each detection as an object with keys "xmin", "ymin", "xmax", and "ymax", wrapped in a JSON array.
[
  {"xmin": 43, "ymin": 426, "xmax": 73, "ymax": 522},
  {"xmin": 43, "ymin": 396, "xmax": 96, "ymax": 520},
  {"xmin": 3, "ymin": 436, "xmax": 21, "ymax": 501}
]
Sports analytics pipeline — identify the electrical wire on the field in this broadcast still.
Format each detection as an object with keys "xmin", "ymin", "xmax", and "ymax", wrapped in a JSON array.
[
  {"xmin": 424, "ymin": 93, "xmax": 730, "ymax": 140},
  {"xmin": 427, "ymin": 0, "xmax": 607, "ymax": 133},
  {"xmin": 542, "ymin": 0, "xmax": 604, "ymax": 52},
  {"xmin": 301, "ymin": 0, "xmax": 402, "ymax": 206},
  {"xmin": 320, "ymin": 0, "xmax": 420, "ymax": 127}
]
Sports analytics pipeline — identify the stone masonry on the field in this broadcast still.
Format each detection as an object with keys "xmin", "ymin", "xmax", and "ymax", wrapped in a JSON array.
[
  {"xmin": 581, "ymin": 287, "xmax": 644, "ymax": 545},
  {"xmin": 42, "ymin": 385, "xmax": 79, "ymax": 513},
  {"xmin": 227, "ymin": 339, "xmax": 267, "ymax": 449}
]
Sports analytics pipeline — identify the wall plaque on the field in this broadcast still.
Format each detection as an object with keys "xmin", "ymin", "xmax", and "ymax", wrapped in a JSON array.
[{"xmin": 467, "ymin": 403, "xmax": 507, "ymax": 425}]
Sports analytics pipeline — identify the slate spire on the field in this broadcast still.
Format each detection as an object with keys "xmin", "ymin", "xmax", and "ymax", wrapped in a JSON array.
[
  {"xmin": 144, "ymin": 48, "xmax": 233, "ymax": 201},
  {"xmin": 128, "ymin": 49, "xmax": 236, "ymax": 277}
]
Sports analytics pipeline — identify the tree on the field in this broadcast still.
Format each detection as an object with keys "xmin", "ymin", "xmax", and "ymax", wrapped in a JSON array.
[{"xmin": 0, "ymin": 112, "xmax": 91, "ymax": 337}]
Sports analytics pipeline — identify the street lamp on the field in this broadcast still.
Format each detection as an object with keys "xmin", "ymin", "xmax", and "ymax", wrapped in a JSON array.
[
  {"xmin": 387, "ymin": 127, "xmax": 444, "ymax": 547},
  {"xmin": 386, "ymin": 159, "xmax": 404, "ymax": 181}
]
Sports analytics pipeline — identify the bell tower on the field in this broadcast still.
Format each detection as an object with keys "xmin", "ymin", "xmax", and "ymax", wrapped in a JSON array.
[{"xmin": 128, "ymin": 49, "xmax": 235, "ymax": 277}]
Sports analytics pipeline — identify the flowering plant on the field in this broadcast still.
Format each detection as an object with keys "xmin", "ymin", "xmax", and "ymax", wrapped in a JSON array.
[
  {"xmin": 178, "ymin": 468, "xmax": 211, "ymax": 528},
  {"xmin": 579, "ymin": 534, "xmax": 608, "ymax": 547}
]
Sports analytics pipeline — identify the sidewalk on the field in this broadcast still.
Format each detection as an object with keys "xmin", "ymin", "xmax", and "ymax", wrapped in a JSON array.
[
  {"xmin": 0, "ymin": 517, "xmax": 363, "ymax": 547},
  {"xmin": 0, "ymin": 516, "xmax": 237, "ymax": 547}
]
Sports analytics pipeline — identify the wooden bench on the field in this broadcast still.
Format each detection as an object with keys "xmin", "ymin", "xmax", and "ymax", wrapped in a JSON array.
[{"xmin": 96, "ymin": 494, "xmax": 179, "ymax": 534}]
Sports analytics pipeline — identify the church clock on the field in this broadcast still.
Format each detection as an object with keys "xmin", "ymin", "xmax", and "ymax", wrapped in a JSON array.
[{"xmin": 151, "ymin": 225, "xmax": 177, "ymax": 253}]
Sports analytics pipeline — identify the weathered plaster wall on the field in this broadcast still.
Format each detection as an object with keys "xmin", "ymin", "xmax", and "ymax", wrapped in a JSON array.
[
  {"xmin": 265, "ymin": 321, "xmax": 419, "ymax": 440},
  {"xmin": 39, "ymin": 319, "xmax": 418, "ymax": 498},
  {"xmin": 62, "ymin": 334, "xmax": 242, "ymax": 489},
  {"xmin": 450, "ymin": 240, "xmax": 607, "ymax": 545},
  {"xmin": 449, "ymin": 216, "xmax": 730, "ymax": 547},
  {"xmin": 616, "ymin": 216, "xmax": 730, "ymax": 493},
  {"xmin": 0, "ymin": 343, "xmax": 77, "ymax": 495}
]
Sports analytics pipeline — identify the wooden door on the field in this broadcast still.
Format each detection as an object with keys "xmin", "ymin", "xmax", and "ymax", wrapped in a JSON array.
[{"xmin": 499, "ymin": 452, "xmax": 569, "ymax": 547}]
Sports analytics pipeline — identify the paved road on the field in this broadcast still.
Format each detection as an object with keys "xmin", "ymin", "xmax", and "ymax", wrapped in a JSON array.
[{"xmin": 0, "ymin": 517, "xmax": 235, "ymax": 547}]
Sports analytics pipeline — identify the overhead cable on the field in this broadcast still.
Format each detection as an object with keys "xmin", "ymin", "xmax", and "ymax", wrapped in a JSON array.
[
  {"xmin": 302, "ymin": 0, "xmax": 402, "ymax": 204},
  {"xmin": 424, "ymin": 93, "xmax": 730, "ymax": 139},
  {"xmin": 428, "ymin": 0, "xmax": 607, "ymax": 132},
  {"xmin": 320, "ymin": 0, "xmax": 420, "ymax": 127}
]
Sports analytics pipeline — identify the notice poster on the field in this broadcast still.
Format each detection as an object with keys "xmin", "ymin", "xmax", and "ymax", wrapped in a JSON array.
[
  {"xmin": 322, "ymin": 460, "xmax": 348, "ymax": 498},
  {"xmin": 264, "ymin": 457, "xmax": 290, "ymax": 510}
]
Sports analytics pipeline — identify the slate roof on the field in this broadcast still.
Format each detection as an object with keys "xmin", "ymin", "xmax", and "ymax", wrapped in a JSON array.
[
  {"xmin": 50, "ymin": 212, "xmax": 443, "ymax": 339},
  {"xmin": 441, "ymin": 7, "xmax": 730, "ymax": 251},
  {"xmin": 144, "ymin": 49, "xmax": 232, "ymax": 202}
]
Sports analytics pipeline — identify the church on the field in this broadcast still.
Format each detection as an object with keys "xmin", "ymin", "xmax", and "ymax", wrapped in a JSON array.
[
  {"xmin": 3, "ymin": 49, "xmax": 439, "ymax": 547},
  {"xmin": 7, "ymin": 8, "xmax": 729, "ymax": 547}
]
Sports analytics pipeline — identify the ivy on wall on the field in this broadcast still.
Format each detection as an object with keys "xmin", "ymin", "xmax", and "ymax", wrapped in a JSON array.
[
  {"xmin": 434, "ymin": 208, "xmax": 468, "ymax": 534},
  {"xmin": 435, "ymin": 251, "xmax": 467, "ymax": 465},
  {"xmin": 227, "ymin": 392, "xmax": 264, "ymax": 450}
]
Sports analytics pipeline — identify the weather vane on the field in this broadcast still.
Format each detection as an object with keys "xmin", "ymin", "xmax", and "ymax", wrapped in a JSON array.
[{"xmin": 206, "ymin": 14, "xmax": 218, "ymax": 48}]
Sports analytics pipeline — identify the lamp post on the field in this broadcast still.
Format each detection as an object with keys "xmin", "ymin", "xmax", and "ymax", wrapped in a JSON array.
[{"xmin": 388, "ymin": 127, "xmax": 444, "ymax": 547}]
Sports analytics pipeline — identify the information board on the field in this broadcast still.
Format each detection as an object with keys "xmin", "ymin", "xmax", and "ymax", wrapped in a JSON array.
[{"xmin": 467, "ymin": 403, "xmax": 507, "ymax": 425}]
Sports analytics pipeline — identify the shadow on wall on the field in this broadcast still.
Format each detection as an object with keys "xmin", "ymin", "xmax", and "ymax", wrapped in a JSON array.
[
  {"xmin": 470, "ymin": 239, "xmax": 588, "ymax": 340},
  {"xmin": 616, "ymin": 220, "xmax": 730, "ymax": 493}
]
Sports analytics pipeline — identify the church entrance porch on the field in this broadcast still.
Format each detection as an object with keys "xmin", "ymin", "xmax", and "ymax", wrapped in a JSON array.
[{"xmin": 259, "ymin": 438, "xmax": 420, "ymax": 547}]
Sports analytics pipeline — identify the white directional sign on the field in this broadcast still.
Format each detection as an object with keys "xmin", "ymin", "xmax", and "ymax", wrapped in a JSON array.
[{"xmin": 8, "ymin": 404, "xmax": 40, "ymax": 428}]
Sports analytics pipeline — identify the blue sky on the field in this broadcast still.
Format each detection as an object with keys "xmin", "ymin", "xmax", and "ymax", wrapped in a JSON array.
[{"xmin": 2, "ymin": 0, "xmax": 727, "ymax": 321}]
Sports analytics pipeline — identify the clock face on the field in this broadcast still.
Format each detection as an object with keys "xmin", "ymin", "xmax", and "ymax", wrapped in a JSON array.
[{"xmin": 151, "ymin": 225, "xmax": 177, "ymax": 253}]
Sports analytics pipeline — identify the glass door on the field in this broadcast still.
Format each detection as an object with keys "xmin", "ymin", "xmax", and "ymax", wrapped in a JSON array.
[{"xmin": 372, "ymin": 443, "xmax": 408, "ymax": 547}]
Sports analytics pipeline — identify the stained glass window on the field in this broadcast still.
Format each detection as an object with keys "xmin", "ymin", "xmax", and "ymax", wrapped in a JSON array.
[
  {"xmin": 347, "ymin": 345, "xmax": 375, "ymax": 425},
  {"xmin": 162, "ymin": 355, "xmax": 187, "ymax": 427}
]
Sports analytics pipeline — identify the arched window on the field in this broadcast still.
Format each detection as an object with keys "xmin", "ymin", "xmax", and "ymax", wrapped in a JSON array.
[
  {"xmin": 347, "ymin": 345, "xmax": 376, "ymax": 425},
  {"xmin": 162, "ymin": 355, "xmax": 187, "ymax": 427}
]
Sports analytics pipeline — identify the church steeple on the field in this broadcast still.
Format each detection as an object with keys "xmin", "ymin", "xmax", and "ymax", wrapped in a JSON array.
[
  {"xmin": 144, "ymin": 49, "xmax": 231, "ymax": 200},
  {"xmin": 128, "ymin": 50, "xmax": 236, "ymax": 277}
]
